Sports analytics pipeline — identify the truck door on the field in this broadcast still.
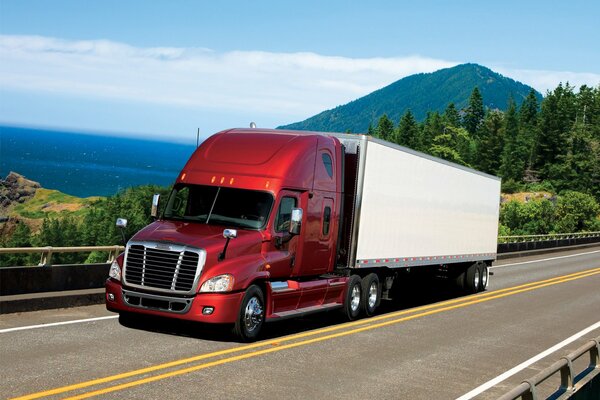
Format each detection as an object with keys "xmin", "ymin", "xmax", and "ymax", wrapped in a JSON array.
[{"xmin": 263, "ymin": 190, "xmax": 303, "ymax": 279}]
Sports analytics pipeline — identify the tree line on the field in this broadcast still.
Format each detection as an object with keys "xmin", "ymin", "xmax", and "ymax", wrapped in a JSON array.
[
  {"xmin": 366, "ymin": 83, "xmax": 600, "ymax": 236},
  {"xmin": 2, "ymin": 82, "xmax": 599, "ymax": 266},
  {"xmin": 368, "ymin": 83, "xmax": 600, "ymax": 200}
]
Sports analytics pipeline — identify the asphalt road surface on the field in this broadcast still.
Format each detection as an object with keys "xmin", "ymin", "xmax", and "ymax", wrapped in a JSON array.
[{"xmin": 1, "ymin": 246, "xmax": 599, "ymax": 400}]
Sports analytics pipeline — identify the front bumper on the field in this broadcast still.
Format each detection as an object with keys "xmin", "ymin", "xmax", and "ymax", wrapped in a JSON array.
[{"xmin": 105, "ymin": 279, "xmax": 243, "ymax": 324}]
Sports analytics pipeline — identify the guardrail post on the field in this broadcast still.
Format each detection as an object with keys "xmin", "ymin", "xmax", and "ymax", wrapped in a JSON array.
[
  {"xmin": 591, "ymin": 339, "xmax": 599, "ymax": 369},
  {"xmin": 559, "ymin": 356, "xmax": 574, "ymax": 392},
  {"xmin": 522, "ymin": 379, "xmax": 537, "ymax": 400},
  {"xmin": 38, "ymin": 247, "xmax": 53, "ymax": 267},
  {"xmin": 106, "ymin": 246, "xmax": 120, "ymax": 263}
]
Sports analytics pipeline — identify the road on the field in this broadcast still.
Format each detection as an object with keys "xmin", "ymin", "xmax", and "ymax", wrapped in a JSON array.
[{"xmin": 1, "ymin": 246, "xmax": 599, "ymax": 400}]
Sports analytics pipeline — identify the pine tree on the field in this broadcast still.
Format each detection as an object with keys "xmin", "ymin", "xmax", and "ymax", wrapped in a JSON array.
[
  {"xmin": 500, "ymin": 98, "xmax": 528, "ymax": 181},
  {"xmin": 375, "ymin": 114, "xmax": 395, "ymax": 142},
  {"xmin": 463, "ymin": 87, "xmax": 485, "ymax": 137},
  {"xmin": 477, "ymin": 110, "xmax": 504, "ymax": 174},
  {"xmin": 422, "ymin": 111, "xmax": 443, "ymax": 153},
  {"xmin": 397, "ymin": 109, "xmax": 421, "ymax": 150},
  {"xmin": 537, "ymin": 83, "xmax": 577, "ymax": 177},
  {"xmin": 443, "ymin": 103, "xmax": 461, "ymax": 128},
  {"xmin": 519, "ymin": 89, "xmax": 540, "ymax": 175}
]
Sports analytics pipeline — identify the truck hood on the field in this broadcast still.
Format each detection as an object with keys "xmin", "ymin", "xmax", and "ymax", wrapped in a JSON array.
[{"xmin": 130, "ymin": 220, "xmax": 265, "ymax": 261}]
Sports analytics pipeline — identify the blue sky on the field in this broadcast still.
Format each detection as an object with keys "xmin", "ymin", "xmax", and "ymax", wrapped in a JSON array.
[{"xmin": 1, "ymin": 0, "xmax": 599, "ymax": 143}]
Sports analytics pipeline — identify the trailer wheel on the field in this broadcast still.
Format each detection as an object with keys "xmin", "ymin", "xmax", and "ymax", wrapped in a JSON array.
[
  {"xmin": 479, "ymin": 262, "xmax": 489, "ymax": 291},
  {"xmin": 454, "ymin": 266, "xmax": 466, "ymax": 291},
  {"xmin": 465, "ymin": 262, "xmax": 481, "ymax": 294},
  {"xmin": 342, "ymin": 275, "xmax": 362, "ymax": 320},
  {"xmin": 361, "ymin": 273, "xmax": 380, "ymax": 317},
  {"xmin": 233, "ymin": 285, "xmax": 264, "ymax": 342}
]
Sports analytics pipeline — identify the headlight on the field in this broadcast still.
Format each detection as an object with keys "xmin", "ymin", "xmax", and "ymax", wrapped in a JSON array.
[
  {"xmin": 109, "ymin": 260, "xmax": 121, "ymax": 281},
  {"xmin": 200, "ymin": 274, "xmax": 234, "ymax": 292}
]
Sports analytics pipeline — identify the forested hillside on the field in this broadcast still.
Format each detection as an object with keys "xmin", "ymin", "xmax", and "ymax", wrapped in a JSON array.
[{"xmin": 280, "ymin": 64, "xmax": 542, "ymax": 132}]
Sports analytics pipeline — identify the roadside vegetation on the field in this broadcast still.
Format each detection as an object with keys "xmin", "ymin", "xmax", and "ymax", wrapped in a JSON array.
[{"xmin": 1, "ymin": 82, "xmax": 599, "ymax": 266}]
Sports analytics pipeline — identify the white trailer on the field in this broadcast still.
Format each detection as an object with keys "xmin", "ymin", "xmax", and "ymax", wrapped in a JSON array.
[{"xmin": 333, "ymin": 134, "xmax": 501, "ymax": 294}]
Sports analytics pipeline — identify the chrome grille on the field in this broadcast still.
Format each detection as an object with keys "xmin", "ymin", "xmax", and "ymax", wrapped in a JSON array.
[{"xmin": 123, "ymin": 242, "xmax": 204, "ymax": 294}]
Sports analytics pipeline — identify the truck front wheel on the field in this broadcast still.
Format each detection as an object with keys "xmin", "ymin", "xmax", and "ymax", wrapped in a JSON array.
[
  {"xmin": 233, "ymin": 285, "xmax": 264, "ymax": 342},
  {"xmin": 342, "ymin": 275, "xmax": 362, "ymax": 320}
]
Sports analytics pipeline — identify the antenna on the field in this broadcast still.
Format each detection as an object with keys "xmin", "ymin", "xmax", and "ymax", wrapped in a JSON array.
[
  {"xmin": 250, "ymin": 122, "xmax": 257, "ymax": 129},
  {"xmin": 196, "ymin": 128, "xmax": 200, "ymax": 148}
]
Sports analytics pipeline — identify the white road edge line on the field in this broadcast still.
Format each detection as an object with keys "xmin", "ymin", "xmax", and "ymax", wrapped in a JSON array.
[
  {"xmin": 455, "ymin": 320, "xmax": 600, "ymax": 400},
  {"xmin": 492, "ymin": 249, "xmax": 600, "ymax": 269},
  {"xmin": 0, "ymin": 315, "xmax": 118, "ymax": 334}
]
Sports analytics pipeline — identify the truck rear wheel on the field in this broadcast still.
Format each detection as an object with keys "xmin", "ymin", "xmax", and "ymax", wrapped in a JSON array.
[
  {"xmin": 361, "ymin": 273, "xmax": 380, "ymax": 317},
  {"xmin": 479, "ymin": 263, "xmax": 489, "ymax": 291},
  {"xmin": 233, "ymin": 285, "xmax": 264, "ymax": 342},
  {"xmin": 465, "ymin": 262, "xmax": 481, "ymax": 294},
  {"xmin": 342, "ymin": 275, "xmax": 362, "ymax": 320}
]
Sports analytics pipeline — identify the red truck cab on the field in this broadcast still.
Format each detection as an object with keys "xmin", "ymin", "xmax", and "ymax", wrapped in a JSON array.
[{"xmin": 106, "ymin": 128, "xmax": 353, "ymax": 340}]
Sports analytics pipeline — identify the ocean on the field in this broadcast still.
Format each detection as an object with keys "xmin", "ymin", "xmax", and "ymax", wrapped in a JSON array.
[{"xmin": 0, "ymin": 125, "xmax": 197, "ymax": 197}]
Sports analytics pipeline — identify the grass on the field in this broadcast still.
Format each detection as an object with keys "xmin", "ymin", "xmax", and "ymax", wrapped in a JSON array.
[{"xmin": 12, "ymin": 188, "xmax": 102, "ymax": 221}]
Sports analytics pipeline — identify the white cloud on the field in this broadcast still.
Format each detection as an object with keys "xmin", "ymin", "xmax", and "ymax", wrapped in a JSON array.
[
  {"xmin": 494, "ymin": 67, "xmax": 600, "ymax": 94},
  {"xmin": 1, "ymin": 34, "xmax": 598, "ymax": 127},
  {"xmin": 0, "ymin": 35, "xmax": 458, "ymax": 120}
]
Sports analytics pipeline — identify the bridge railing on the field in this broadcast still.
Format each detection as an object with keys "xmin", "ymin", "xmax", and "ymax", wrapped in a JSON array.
[
  {"xmin": 498, "ymin": 336, "xmax": 600, "ymax": 400},
  {"xmin": 498, "ymin": 231, "xmax": 600, "ymax": 244},
  {"xmin": 1, "ymin": 232, "xmax": 600, "ymax": 268},
  {"xmin": 0, "ymin": 245, "xmax": 124, "ymax": 267}
]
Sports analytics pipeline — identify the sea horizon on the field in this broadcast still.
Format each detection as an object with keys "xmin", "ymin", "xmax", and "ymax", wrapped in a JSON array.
[{"xmin": 0, "ymin": 125, "xmax": 197, "ymax": 197}]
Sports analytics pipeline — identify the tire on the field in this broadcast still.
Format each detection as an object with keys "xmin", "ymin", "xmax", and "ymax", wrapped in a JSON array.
[
  {"xmin": 479, "ymin": 262, "xmax": 489, "ymax": 291},
  {"xmin": 233, "ymin": 285, "xmax": 265, "ymax": 342},
  {"xmin": 342, "ymin": 275, "xmax": 362, "ymax": 320},
  {"xmin": 465, "ymin": 262, "xmax": 481, "ymax": 294},
  {"xmin": 361, "ymin": 273, "xmax": 380, "ymax": 317},
  {"xmin": 454, "ymin": 265, "xmax": 466, "ymax": 292}
]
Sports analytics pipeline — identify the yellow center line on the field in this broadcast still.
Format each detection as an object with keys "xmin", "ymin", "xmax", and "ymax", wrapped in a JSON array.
[{"xmin": 10, "ymin": 267, "xmax": 600, "ymax": 400}]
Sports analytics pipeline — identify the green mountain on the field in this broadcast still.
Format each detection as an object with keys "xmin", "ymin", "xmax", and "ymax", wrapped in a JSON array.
[{"xmin": 279, "ymin": 63, "xmax": 543, "ymax": 133}]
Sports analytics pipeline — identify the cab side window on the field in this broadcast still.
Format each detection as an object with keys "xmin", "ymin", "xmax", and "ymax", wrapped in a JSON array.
[
  {"xmin": 275, "ymin": 197, "xmax": 296, "ymax": 232},
  {"xmin": 322, "ymin": 153, "xmax": 333, "ymax": 178}
]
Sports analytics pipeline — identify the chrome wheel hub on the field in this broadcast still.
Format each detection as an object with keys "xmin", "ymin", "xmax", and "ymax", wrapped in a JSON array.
[
  {"xmin": 350, "ymin": 285, "xmax": 360, "ymax": 312},
  {"xmin": 474, "ymin": 270, "xmax": 480, "ymax": 289},
  {"xmin": 244, "ymin": 297, "xmax": 263, "ymax": 332},
  {"xmin": 368, "ymin": 282, "xmax": 378, "ymax": 308},
  {"xmin": 481, "ymin": 266, "xmax": 488, "ymax": 288}
]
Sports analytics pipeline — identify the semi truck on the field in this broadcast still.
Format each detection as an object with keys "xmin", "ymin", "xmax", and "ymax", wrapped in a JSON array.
[{"xmin": 106, "ymin": 128, "xmax": 501, "ymax": 341}]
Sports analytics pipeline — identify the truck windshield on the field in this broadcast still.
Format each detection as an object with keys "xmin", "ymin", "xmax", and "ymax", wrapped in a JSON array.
[{"xmin": 163, "ymin": 184, "xmax": 274, "ymax": 230}]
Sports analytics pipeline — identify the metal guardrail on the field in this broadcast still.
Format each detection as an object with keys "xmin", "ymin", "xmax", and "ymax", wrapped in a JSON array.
[
  {"xmin": 498, "ymin": 232, "xmax": 600, "ymax": 244},
  {"xmin": 498, "ymin": 336, "xmax": 600, "ymax": 400},
  {"xmin": 0, "ymin": 246, "xmax": 124, "ymax": 266},
  {"xmin": 1, "ymin": 233, "xmax": 600, "ymax": 267}
]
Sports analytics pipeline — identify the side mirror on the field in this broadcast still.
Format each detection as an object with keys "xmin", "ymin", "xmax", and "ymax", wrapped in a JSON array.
[
  {"xmin": 151, "ymin": 194, "xmax": 160, "ymax": 218},
  {"xmin": 116, "ymin": 218, "xmax": 128, "ymax": 244},
  {"xmin": 219, "ymin": 229, "xmax": 237, "ymax": 261},
  {"xmin": 289, "ymin": 208, "xmax": 303, "ymax": 235},
  {"xmin": 223, "ymin": 229, "xmax": 237, "ymax": 239}
]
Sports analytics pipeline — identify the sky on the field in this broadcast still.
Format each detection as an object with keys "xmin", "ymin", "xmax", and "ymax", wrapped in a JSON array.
[{"xmin": 1, "ymin": 0, "xmax": 599, "ymax": 143}]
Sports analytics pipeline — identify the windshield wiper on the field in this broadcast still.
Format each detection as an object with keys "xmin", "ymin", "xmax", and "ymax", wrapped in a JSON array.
[{"xmin": 205, "ymin": 187, "xmax": 221, "ymax": 224}]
